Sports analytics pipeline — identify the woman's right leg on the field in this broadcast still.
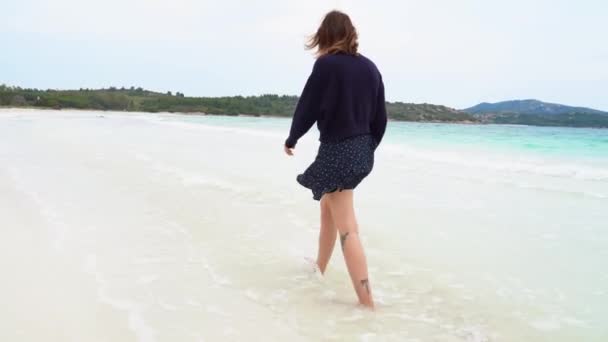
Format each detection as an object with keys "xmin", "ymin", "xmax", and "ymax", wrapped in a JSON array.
[
  {"xmin": 324, "ymin": 190, "xmax": 374, "ymax": 308},
  {"xmin": 316, "ymin": 195, "xmax": 337, "ymax": 274}
]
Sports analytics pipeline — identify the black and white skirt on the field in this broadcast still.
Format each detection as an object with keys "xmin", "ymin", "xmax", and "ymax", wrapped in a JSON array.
[{"xmin": 297, "ymin": 134, "xmax": 377, "ymax": 201}]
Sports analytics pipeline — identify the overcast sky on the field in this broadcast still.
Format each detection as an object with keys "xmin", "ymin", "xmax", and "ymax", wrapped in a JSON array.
[{"xmin": 2, "ymin": 0, "xmax": 607, "ymax": 110}]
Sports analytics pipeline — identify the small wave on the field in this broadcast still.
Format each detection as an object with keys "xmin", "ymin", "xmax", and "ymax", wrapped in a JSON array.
[
  {"xmin": 133, "ymin": 114, "xmax": 285, "ymax": 140},
  {"xmin": 203, "ymin": 261, "xmax": 232, "ymax": 286},
  {"xmin": 83, "ymin": 254, "xmax": 157, "ymax": 342},
  {"xmin": 5, "ymin": 167, "xmax": 70, "ymax": 251},
  {"xmin": 133, "ymin": 153, "xmax": 247, "ymax": 194},
  {"xmin": 529, "ymin": 317, "xmax": 562, "ymax": 332},
  {"xmin": 382, "ymin": 143, "xmax": 608, "ymax": 182}
]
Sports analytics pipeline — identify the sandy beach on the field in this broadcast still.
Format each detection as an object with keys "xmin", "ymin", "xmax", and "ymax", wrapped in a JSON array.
[{"xmin": 1, "ymin": 109, "xmax": 607, "ymax": 341}]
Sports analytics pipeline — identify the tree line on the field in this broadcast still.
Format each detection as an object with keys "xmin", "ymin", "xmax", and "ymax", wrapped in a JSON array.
[{"xmin": 0, "ymin": 84, "xmax": 478, "ymax": 122}]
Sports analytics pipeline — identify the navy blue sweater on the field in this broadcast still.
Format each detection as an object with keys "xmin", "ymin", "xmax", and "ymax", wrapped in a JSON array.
[{"xmin": 285, "ymin": 52, "xmax": 387, "ymax": 149}]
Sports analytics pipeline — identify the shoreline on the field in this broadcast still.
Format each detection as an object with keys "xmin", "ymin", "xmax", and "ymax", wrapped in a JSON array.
[
  {"xmin": 0, "ymin": 106, "xmax": 490, "ymax": 127},
  {"xmin": 2, "ymin": 106, "xmax": 606, "ymax": 130}
]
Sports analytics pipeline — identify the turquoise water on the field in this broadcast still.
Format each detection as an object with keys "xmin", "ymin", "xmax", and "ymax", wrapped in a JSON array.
[
  {"xmin": 386, "ymin": 123, "xmax": 608, "ymax": 159},
  {"xmin": 166, "ymin": 114, "xmax": 608, "ymax": 159}
]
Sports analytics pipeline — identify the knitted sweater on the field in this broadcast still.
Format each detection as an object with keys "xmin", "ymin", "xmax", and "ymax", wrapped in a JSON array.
[{"xmin": 285, "ymin": 52, "xmax": 387, "ymax": 148}]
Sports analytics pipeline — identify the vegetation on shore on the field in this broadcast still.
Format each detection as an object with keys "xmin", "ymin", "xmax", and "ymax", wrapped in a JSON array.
[
  {"xmin": 3, "ymin": 85, "xmax": 607, "ymax": 128},
  {"xmin": 0, "ymin": 85, "xmax": 478, "ymax": 123}
]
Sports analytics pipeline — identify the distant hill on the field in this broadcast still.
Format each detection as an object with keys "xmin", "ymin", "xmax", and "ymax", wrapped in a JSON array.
[
  {"xmin": 464, "ymin": 99, "xmax": 608, "ymax": 116},
  {"xmin": 0, "ymin": 85, "xmax": 478, "ymax": 123},
  {"xmin": 463, "ymin": 100, "xmax": 608, "ymax": 128}
]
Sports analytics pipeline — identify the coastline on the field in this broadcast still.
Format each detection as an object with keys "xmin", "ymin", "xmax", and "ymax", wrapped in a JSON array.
[
  {"xmin": 0, "ymin": 106, "xmax": 482, "ymax": 126},
  {"xmin": 2, "ymin": 106, "xmax": 603, "ymax": 129}
]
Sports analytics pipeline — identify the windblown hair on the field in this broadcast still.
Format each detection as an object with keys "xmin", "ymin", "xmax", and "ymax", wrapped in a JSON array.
[{"xmin": 306, "ymin": 10, "xmax": 359, "ymax": 56}]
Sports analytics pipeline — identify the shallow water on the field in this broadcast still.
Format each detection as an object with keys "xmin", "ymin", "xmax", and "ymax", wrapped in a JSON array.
[{"xmin": 1, "ymin": 109, "xmax": 607, "ymax": 341}]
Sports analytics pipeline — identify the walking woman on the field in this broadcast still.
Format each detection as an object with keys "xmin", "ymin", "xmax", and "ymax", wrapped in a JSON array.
[{"xmin": 284, "ymin": 10, "xmax": 387, "ymax": 309}]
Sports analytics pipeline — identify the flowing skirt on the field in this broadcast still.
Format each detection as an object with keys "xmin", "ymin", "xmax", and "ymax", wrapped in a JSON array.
[{"xmin": 296, "ymin": 134, "xmax": 377, "ymax": 201}]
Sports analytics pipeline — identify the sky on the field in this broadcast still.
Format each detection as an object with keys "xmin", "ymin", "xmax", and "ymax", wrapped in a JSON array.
[{"xmin": 1, "ymin": 0, "xmax": 607, "ymax": 110}]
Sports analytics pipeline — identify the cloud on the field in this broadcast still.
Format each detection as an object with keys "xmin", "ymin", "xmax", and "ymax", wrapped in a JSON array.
[
  {"xmin": 5, "ymin": 0, "xmax": 238, "ymax": 40},
  {"xmin": 2, "ymin": 0, "xmax": 607, "ymax": 109}
]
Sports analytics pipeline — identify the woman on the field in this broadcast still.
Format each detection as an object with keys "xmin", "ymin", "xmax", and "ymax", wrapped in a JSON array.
[{"xmin": 284, "ymin": 10, "xmax": 387, "ymax": 309}]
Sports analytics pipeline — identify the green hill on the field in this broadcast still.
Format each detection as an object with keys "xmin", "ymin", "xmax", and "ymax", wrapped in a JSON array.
[
  {"xmin": 464, "ymin": 100, "xmax": 608, "ymax": 128},
  {"xmin": 464, "ymin": 99, "xmax": 607, "ymax": 116}
]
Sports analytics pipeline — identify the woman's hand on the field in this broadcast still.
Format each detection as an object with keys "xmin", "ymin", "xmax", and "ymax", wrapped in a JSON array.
[{"xmin": 284, "ymin": 145, "xmax": 294, "ymax": 156}]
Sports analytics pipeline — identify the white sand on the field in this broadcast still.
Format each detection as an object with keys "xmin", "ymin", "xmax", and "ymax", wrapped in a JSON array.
[{"xmin": 1, "ymin": 109, "xmax": 606, "ymax": 341}]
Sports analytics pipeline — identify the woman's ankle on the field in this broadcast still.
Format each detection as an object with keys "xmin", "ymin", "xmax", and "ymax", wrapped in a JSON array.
[{"xmin": 315, "ymin": 259, "xmax": 326, "ymax": 274}]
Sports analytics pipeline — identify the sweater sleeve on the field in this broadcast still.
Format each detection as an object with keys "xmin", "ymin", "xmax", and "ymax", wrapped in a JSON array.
[
  {"xmin": 371, "ymin": 75, "xmax": 388, "ymax": 147},
  {"xmin": 285, "ymin": 60, "xmax": 324, "ymax": 148}
]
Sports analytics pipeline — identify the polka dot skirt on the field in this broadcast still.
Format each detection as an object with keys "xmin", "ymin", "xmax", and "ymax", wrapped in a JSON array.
[{"xmin": 297, "ymin": 134, "xmax": 377, "ymax": 201}]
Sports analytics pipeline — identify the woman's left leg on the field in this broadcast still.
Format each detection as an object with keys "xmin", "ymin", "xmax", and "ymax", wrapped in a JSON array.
[
  {"xmin": 316, "ymin": 195, "xmax": 337, "ymax": 274},
  {"xmin": 324, "ymin": 190, "xmax": 374, "ymax": 308}
]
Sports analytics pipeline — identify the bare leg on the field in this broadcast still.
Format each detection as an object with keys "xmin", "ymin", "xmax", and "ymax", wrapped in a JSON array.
[
  {"xmin": 316, "ymin": 196, "xmax": 338, "ymax": 274},
  {"xmin": 324, "ymin": 190, "xmax": 374, "ymax": 308}
]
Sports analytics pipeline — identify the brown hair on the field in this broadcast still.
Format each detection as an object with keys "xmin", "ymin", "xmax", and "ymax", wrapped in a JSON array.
[{"xmin": 306, "ymin": 10, "xmax": 359, "ymax": 56}]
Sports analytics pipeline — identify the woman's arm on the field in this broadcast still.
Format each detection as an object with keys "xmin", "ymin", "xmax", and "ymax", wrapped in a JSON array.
[
  {"xmin": 370, "ymin": 75, "xmax": 387, "ymax": 147},
  {"xmin": 285, "ymin": 60, "xmax": 324, "ymax": 149}
]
